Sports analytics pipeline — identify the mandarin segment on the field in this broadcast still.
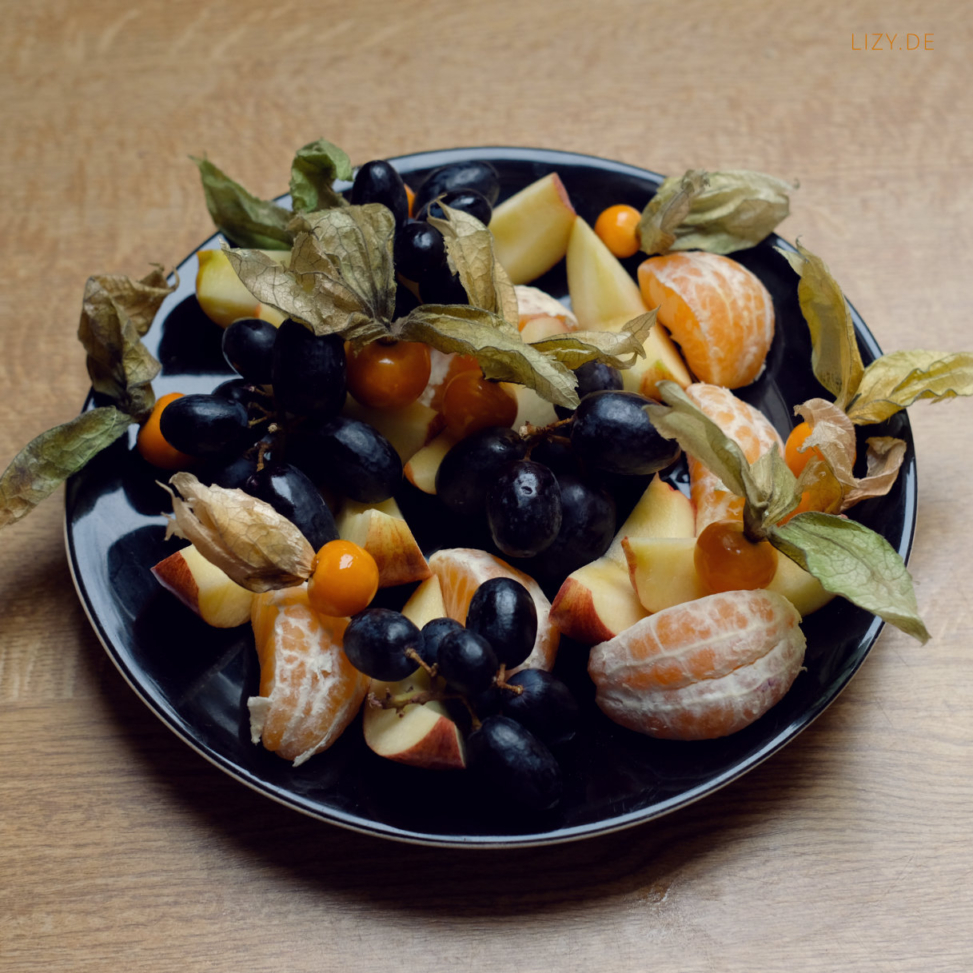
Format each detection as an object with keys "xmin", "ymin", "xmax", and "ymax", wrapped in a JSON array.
[
  {"xmin": 588, "ymin": 589, "xmax": 805, "ymax": 740},
  {"xmin": 248, "ymin": 585, "xmax": 369, "ymax": 765},
  {"xmin": 685, "ymin": 384, "xmax": 785, "ymax": 535},
  {"xmin": 638, "ymin": 251, "xmax": 775, "ymax": 388}
]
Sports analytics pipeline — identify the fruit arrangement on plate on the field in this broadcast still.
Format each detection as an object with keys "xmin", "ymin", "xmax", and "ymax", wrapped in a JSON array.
[{"xmin": 4, "ymin": 142, "xmax": 972, "ymax": 844}]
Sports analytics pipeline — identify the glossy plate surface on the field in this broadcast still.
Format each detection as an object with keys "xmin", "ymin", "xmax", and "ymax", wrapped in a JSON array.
[{"xmin": 65, "ymin": 148, "xmax": 916, "ymax": 847}]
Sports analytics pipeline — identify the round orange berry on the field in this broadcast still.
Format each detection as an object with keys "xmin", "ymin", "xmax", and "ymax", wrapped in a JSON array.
[
  {"xmin": 307, "ymin": 540, "xmax": 380, "ymax": 618},
  {"xmin": 441, "ymin": 370, "xmax": 518, "ymax": 438},
  {"xmin": 594, "ymin": 204, "xmax": 642, "ymax": 258},
  {"xmin": 136, "ymin": 392, "xmax": 194, "ymax": 470},
  {"xmin": 345, "ymin": 339, "xmax": 432, "ymax": 410},
  {"xmin": 784, "ymin": 421, "xmax": 826, "ymax": 477},
  {"xmin": 694, "ymin": 520, "xmax": 778, "ymax": 594}
]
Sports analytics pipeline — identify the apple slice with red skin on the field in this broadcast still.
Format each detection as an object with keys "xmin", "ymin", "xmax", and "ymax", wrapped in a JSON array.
[{"xmin": 151, "ymin": 543, "xmax": 253, "ymax": 628}]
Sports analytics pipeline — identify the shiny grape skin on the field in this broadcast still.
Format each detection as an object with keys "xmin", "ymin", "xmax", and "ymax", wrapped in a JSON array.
[
  {"xmin": 350, "ymin": 160, "xmax": 409, "ymax": 228},
  {"xmin": 418, "ymin": 617, "xmax": 465, "ymax": 667},
  {"xmin": 394, "ymin": 220, "xmax": 446, "ymax": 282},
  {"xmin": 528, "ymin": 474, "xmax": 616, "ymax": 580},
  {"xmin": 437, "ymin": 629, "xmax": 499, "ymax": 696},
  {"xmin": 419, "ymin": 261, "xmax": 468, "ymax": 305},
  {"xmin": 503, "ymin": 669, "xmax": 580, "ymax": 748},
  {"xmin": 290, "ymin": 415, "xmax": 402, "ymax": 504},
  {"xmin": 412, "ymin": 160, "xmax": 500, "ymax": 215},
  {"xmin": 343, "ymin": 609, "xmax": 423, "ymax": 681},
  {"xmin": 554, "ymin": 361, "xmax": 624, "ymax": 420},
  {"xmin": 486, "ymin": 460, "xmax": 562, "ymax": 559},
  {"xmin": 244, "ymin": 462, "xmax": 338, "ymax": 552},
  {"xmin": 418, "ymin": 189, "xmax": 492, "ymax": 226},
  {"xmin": 271, "ymin": 319, "xmax": 346, "ymax": 418},
  {"xmin": 198, "ymin": 452, "xmax": 260, "ymax": 490},
  {"xmin": 465, "ymin": 577, "xmax": 537, "ymax": 669},
  {"xmin": 467, "ymin": 715, "xmax": 563, "ymax": 811},
  {"xmin": 436, "ymin": 426, "xmax": 527, "ymax": 516},
  {"xmin": 222, "ymin": 317, "xmax": 277, "ymax": 384},
  {"xmin": 158, "ymin": 393, "xmax": 252, "ymax": 457},
  {"xmin": 570, "ymin": 390, "xmax": 681, "ymax": 476}
]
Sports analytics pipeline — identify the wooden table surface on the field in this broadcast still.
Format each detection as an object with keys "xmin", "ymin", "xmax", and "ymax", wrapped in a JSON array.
[{"xmin": 2, "ymin": 1, "xmax": 971, "ymax": 970}]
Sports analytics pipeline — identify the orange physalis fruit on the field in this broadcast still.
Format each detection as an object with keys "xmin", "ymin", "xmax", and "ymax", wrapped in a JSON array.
[
  {"xmin": 346, "ymin": 339, "xmax": 432, "ymax": 410},
  {"xmin": 440, "ymin": 370, "xmax": 518, "ymax": 438},
  {"xmin": 694, "ymin": 520, "xmax": 778, "ymax": 593},
  {"xmin": 307, "ymin": 540, "xmax": 379, "ymax": 618},
  {"xmin": 594, "ymin": 204, "xmax": 642, "ymax": 258}
]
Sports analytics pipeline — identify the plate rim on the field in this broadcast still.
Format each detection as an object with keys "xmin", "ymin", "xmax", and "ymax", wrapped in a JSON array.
[{"xmin": 64, "ymin": 145, "xmax": 918, "ymax": 849}]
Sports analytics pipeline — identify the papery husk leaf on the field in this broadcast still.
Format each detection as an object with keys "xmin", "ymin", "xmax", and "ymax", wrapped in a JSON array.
[
  {"xmin": 0, "ymin": 407, "xmax": 131, "ymax": 530},
  {"xmin": 777, "ymin": 243, "xmax": 863, "ymax": 410},
  {"xmin": 394, "ymin": 305, "xmax": 579, "ymax": 408},
  {"xmin": 842, "ymin": 437, "xmax": 907, "ymax": 510},
  {"xmin": 639, "ymin": 169, "xmax": 708, "ymax": 255},
  {"xmin": 746, "ymin": 445, "xmax": 800, "ymax": 534},
  {"xmin": 641, "ymin": 169, "xmax": 791, "ymax": 256},
  {"xmin": 771, "ymin": 512, "xmax": 929, "ymax": 643},
  {"xmin": 789, "ymin": 455, "xmax": 845, "ymax": 518},
  {"xmin": 644, "ymin": 382, "xmax": 753, "ymax": 500},
  {"xmin": 796, "ymin": 398, "xmax": 858, "ymax": 489},
  {"xmin": 191, "ymin": 156, "xmax": 292, "ymax": 249},
  {"xmin": 165, "ymin": 473, "xmax": 314, "ymax": 592},
  {"xmin": 846, "ymin": 350, "xmax": 973, "ymax": 424},
  {"xmin": 224, "ymin": 205, "xmax": 396, "ymax": 344},
  {"xmin": 77, "ymin": 268, "xmax": 174, "ymax": 421},
  {"xmin": 427, "ymin": 206, "xmax": 518, "ymax": 321},
  {"xmin": 529, "ymin": 310, "xmax": 656, "ymax": 371},
  {"xmin": 289, "ymin": 139, "xmax": 352, "ymax": 214}
]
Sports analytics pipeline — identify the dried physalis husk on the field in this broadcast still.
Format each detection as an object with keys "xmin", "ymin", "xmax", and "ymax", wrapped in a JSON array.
[
  {"xmin": 530, "ymin": 310, "xmax": 656, "ymax": 371},
  {"xmin": 640, "ymin": 169, "xmax": 792, "ymax": 256},
  {"xmin": 164, "ymin": 473, "xmax": 315, "ymax": 592},
  {"xmin": 796, "ymin": 399, "xmax": 906, "ymax": 511}
]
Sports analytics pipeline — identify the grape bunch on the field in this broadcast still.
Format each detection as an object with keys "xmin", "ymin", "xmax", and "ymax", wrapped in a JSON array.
[{"xmin": 345, "ymin": 577, "xmax": 579, "ymax": 812}]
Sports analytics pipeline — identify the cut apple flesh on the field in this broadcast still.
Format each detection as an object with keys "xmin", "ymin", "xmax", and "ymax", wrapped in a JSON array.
[
  {"xmin": 623, "ymin": 536, "xmax": 708, "ymax": 613},
  {"xmin": 403, "ymin": 429, "xmax": 459, "ymax": 494},
  {"xmin": 195, "ymin": 248, "xmax": 288, "ymax": 328},
  {"xmin": 335, "ymin": 497, "xmax": 432, "ymax": 588},
  {"xmin": 490, "ymin": 173, "xmax": 576, "ymax": 285},
  {"xmin": 151, "ymin": 543, "xmax": 254, "ymax": 628},
  {"xmin": 550, "ymin": 558, "xmax": 648, "ymax": 644},
  {"xmin": 342, "ymin": 395, "xmax": 444, "ymax": 465}
]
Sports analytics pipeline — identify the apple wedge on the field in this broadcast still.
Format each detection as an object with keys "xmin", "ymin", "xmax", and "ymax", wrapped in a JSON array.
[
  {"xmin": 508, "ymin": 383, "xmax": 558, "ymax": 430},
  {"xmin": 619, "ymin": 323, "xmax": 692, "ymax": 399},
  {"xmin": 550, "ymin": 558, "xmax": 648, "ymax": 644},
  {"xmin": 767, "ymin": 553, "xmax": 835, "ymax": 616},
  {"xmin": 490, "ymin": 173, "xmax": 576, "ymax": 284},
  {"xmin": 550, "ymin": 475, "xmax": 694, "ymax": 643},
  {"xmin": 566, "ymin": 216, "xmax": 648, "ymax": 330},
  {"xmin": 515, "ymin": 284, "xmax": 577, "ymax": 332},
  {"xmin": 336, "ymin": 497, "xmax": 432, "ymax": 588},
  {"xmin": 195, "ymin": 248, "xmax": 289, "ymax": 328},
  {"xmin": 342, "ymin": 396, "xmax": 444, "ymax": 464},
  {"xmin": 623, "ymin": 536, "xmax": 708, "ymax": 613},
  {"xmin": 401, "ymin": 574, "xmax": 447, "ymax": 627},
  {"xmin": 151, "ymin": 543, "xmax": 253, "ymax": 627},
  {"xmin": 363, "ymin": 667, "xmax": 466, "ymax": 771},
  {"xmin": 403, "ymin": 429, "xmax": 460, "ymax": 494},
  {"xmin": 519, "ymin": 314, "xmax": 570, "ymax": 344}
]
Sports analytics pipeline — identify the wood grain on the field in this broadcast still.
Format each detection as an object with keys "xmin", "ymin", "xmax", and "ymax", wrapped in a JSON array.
[{"xmin": 2, "ymin": 1, "xmax": 972, "ymax": 970}]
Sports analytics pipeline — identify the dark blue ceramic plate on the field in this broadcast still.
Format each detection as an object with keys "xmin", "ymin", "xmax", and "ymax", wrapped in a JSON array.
[{"xmin": 65, "ymin": 148, "xmax": 916, "ymax": 847}]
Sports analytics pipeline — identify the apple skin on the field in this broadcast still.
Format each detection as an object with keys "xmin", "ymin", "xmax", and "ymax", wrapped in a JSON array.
[
  {"xmin": 151, "ymin": 543, "xmax": 253, "ymax": 628},
  {"xmin": 336, "ymin": 497, "xmax": 432, "ymax": 588},
  {"xmin": 550, "ymin": 558, "xmax": 648, "ymax": 644},
  {"xmin": 363, "ymin": 669, "xmax": 466, "ymax": 771},
  {"xmin": 490, "ymin": 173, "xmax": 576, "ymax": 285},
  {"xmin": 195, "ymin": 248, "xmax": 288, "ymax": 328}
]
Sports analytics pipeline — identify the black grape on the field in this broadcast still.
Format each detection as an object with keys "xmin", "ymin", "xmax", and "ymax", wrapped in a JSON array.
[
  {"xmin": 343, "ymin": 609, "xmax": 423, "ymax": 681},
  {"xmin": 503, "ymin": 669, "xmax": 580, "ymax": 747},
  {"xmin": 394, "ymin": 220, "xmax": 446, "ymax": 282},
  {"xmin": 158, "ymin": 394, "xmax": 251, "ymax": 457},
  {"xmin": 570, "ymin": 390, "xmax": 680, "ymax": 476},
  {"xmin": 418, "ymin": 189, "xmax": 492, "ymax": 225},
  {"xmin": 436, "ymin": 629, "xmax": 498, "ymax": 696},
  {"xmin": 486, "ymin": 460, "xmax": 562, "ymax": 558},
  {"xmin": 412, "ymin": 160, "xmax": 500, "ymax": 215},
  {"xmin": 465, "ymin": 577, "xmax": 537, "ymax": 669},
  {"xmin": 554, "ymin": 360, "xmax": 624, "ymax": 419},
  {"xmin": 350, "ymin": 160, "xmax": 409, "ymax": 228},
  {"xmin": 418, "ymin": 617, "xmax": 465, "ymax": 668},
  {"xmin": 222, "ymin": 317, "xmax": 277, "ymax": 384},
  {"xmin": 436, "ymin": 426, "xmax": 527, "ymax": 516},
  {"xmin": 244, "ymin": 462, "xmax": 337, "ymax": 552},
  {"xmin": 271, "ymin": 319, "xmax": 346, "ymax": 418}
]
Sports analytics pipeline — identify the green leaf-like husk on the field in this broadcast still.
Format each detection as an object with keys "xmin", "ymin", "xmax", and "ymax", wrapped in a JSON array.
[
  {"xmin": 530, "ymin": 311, "xmax": 656, "ymax": 370},
  {"xmin": 289, "ymin": 138, "xmax": 353, "ymax": 214}
]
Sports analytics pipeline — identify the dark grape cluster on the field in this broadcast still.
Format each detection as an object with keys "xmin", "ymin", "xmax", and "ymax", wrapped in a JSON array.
[{"xmin": 345, "ymin": 575, "xmax": 577, "ymax": 812}]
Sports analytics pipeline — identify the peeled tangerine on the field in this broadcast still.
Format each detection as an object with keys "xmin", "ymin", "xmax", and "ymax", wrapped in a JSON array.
[
  {"xmin": 638, "ymin": 251, "xmax": 774, "ymax": 389},
  {"xmin": 247, "ymin": 585, "xmax": 370, "ymax": 765},
  {"xmin": 588, "ymin": 589, "xmax": 805, "ymax": 740}
]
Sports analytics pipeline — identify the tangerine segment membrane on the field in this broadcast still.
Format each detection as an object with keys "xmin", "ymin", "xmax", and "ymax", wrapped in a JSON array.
[
  {"xmin": 685, "ymin": 384, "xmax": 785, "ymax": 535},
  {"xmin": 638, "ymin": 252, "xmax": 775, "ymax": 389},
  {"xmin": 427, "ymin": 548, "xmax": 560, "ymax": 672},
  {"xmin": 588, "ymin": 590, "xmax": 805, "ymax": 740},
  {"xmin": 248, "ymin": 586, "xmax": 369, "ymax": 765}
]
